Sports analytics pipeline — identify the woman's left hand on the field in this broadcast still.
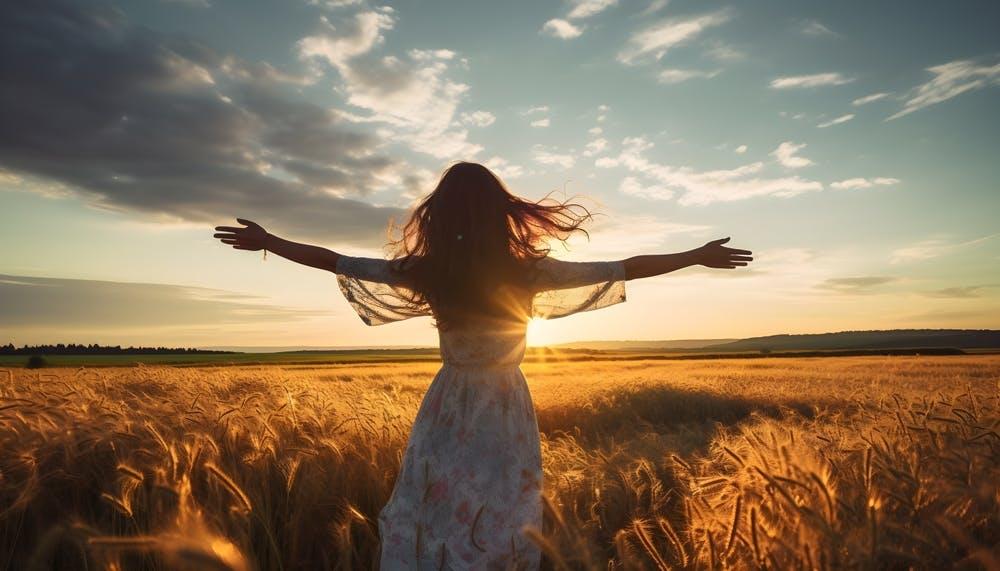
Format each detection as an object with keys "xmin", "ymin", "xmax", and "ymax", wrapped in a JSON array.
[
  {"xmin": 695, "ymin": 237, "xmax": 753, "ymax": 269},
  {"xmin": 213, "ymin": 218, "xmax": 269, "ymax": 251}
]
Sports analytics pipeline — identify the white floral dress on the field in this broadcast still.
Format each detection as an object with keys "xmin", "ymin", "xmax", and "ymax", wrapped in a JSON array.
[{"xmin": 336, "ymin": 255, "xmax": 627, "ymax": 570}]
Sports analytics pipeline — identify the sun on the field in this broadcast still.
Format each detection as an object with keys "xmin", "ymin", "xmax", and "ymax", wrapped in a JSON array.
[{"xmin": 525, "ymin": 317, "xmax": 551, "ymax": 347}]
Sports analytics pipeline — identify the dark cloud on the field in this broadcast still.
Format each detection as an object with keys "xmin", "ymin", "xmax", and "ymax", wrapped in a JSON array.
[
  {"xmin": 0, "ymin": 0, "xmax": 407, "ymax": 245},
  {"xmin": 0, "ymin": 274, "xmax": 312, "ymax": 329},
  {"xmin": 816, "ymin": 276, "xmax": 898, "ymax": 294}
]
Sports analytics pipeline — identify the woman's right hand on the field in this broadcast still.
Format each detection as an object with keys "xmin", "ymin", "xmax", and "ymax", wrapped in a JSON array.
[
  {"xmin": 694, "ymin": 237, "xmax": 753, "ymax": 269},
  {"xmin": 213, "ymin": 218, "xmax": 269, "ymax": 251}
]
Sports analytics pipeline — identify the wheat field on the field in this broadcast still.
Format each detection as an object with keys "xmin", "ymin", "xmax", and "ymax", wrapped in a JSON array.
[{"xmin": 1, "ymin": 355, "xmax": 997, "ymax": 570}]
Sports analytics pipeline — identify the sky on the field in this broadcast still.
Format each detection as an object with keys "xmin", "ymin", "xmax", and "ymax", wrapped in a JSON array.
[{"xmin": 1, "ymin": 0, "xmax": 999, "ymax": 348}]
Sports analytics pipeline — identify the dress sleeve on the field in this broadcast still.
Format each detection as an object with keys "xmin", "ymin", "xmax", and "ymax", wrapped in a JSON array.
[
  {"xmin": 530, "ymin": 257, "xmax": 627, "ymax": 319},
  {"xmin": 335, "ymin": 255, "xmax": 431, "ymax": 326}
]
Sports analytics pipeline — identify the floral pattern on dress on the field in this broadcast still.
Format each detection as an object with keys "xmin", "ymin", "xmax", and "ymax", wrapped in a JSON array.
[{"xmin": 335, "ymin": 255, "xmax": 627, "ymax": 570}]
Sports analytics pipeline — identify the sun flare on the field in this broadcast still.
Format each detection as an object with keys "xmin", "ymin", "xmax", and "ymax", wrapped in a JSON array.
[{"xmin": 525, "ymin": 317, "xmax": 550, "ymax": 347}]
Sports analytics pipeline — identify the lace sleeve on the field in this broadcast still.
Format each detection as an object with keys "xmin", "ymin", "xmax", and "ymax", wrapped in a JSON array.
[
  {"xmin": 530, "ymin": 257, "xmax": 627, "ymax": 319},
  {"xmin": 335, "ymin": 255, "xmax": 430, "ymax": 326}
]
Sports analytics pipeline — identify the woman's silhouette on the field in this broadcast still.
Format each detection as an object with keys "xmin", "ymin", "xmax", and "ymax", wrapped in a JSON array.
[{"xmin": 213, "ymin": 162, "xmax": 752, "ymax": 569}]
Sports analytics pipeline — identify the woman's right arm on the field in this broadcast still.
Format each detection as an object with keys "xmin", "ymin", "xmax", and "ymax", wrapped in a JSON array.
[
  {"xmin": 622, "ymin": 237, "xmax": 752, "ymax": 280},
  {"xmin": 213, "ymin": 218, "xmax": 341, "ymax": 273}
]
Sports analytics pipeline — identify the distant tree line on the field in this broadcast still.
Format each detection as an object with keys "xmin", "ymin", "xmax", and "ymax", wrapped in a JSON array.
[{"xmin": 0, "ymin": 343, "xmax": 234, "ymax": 355}]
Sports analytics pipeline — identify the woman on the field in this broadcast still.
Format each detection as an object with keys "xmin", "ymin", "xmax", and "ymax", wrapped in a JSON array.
[{"xmin": 213, "ymin": 162, "xmax": 752, "ymax": 569}]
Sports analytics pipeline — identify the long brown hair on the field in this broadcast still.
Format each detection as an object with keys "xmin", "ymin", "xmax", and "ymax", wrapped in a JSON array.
[{"xmin": 390, "ymin": 162, "xmax": 591, "ymax": 329}]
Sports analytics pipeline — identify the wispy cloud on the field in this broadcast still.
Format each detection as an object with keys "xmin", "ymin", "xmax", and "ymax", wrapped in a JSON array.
[
  {"xmin": 530, "ymin": 117, "xmax": 551, "ymax": 128},
  {"xmin": 484, "ymin": 156, "xmax": 525, "ymax": 179},
  {"xmin": 770, "ymin": 72, "xmax": 854, "ymax": 89},
  {"xmin": 923, "ymin": 285, "xmax": 990, "ymax": 299},
  {"xmin": 619, "ymin": 176, "xmax": 674, "ymax": 200},
  {"xmin": 541, "ymin": 0, "xmax": 618, "ymax": 39},
  {"xmin": 583, "ymin": 137, "xmax": 608, "ymax": 156},
  {"xmin": 734, "ymin": 144, "xmax": 748, "ymax": 154},
  {"xmin": 637, "ymin": 0, "xmax": 670, "ymax": 18},
  {"xmin": 618, "ymin": 9, "xmax": 733, "ymax": 65},
  {"xmin": 522, "ymin": 105, "xmax": 550, "ymax": 115},
  {"xmin": 0, "ymin": 274, "xmax": 312, "ymax": 330},
  {"xmin": 562, "ymin": 214, "xmax": 712, "ymax": 259},
  {"xmin": 299, "ymin": 11, "xmax": 483, "ymax": 158},
  {"xmin": 817, "ymin": 113, "xmax": 855, "ymax": 128},
  {"xmin": 459, "ymin": 110, "xmax": 496, "ymax": 127},
  {"xmin": 853, "ymin": 92, "xmax": 890, "ymax": 106},
  {"xmin": 657, "ymin": 68, "xmax": 721, "ymax": 84},
  {"xmin": 541, "ymin": 19, "xmax": 583, "ymax": 39},
  {"xmin": 797, "ymin": 19, "xmax": 838, "ymax": 37},
  {"xmin": 891, "ymin": 233, "xmax": 999, "ymax": 264},
  {"xmin": 816, "ymin": 276, "xmax": 898, "ymax": 294},
  {"xmin": 887, "ymin": 57, "xmax": 1000, "ymax": 120},
  {"xmin": 830, "ymin": 177, "xmax": 899, "ymax": 190},
  {"xmin": 532, "ymin": 144, "xmax": 575, "ymax": 168},
  {"xmin": 566, "ymin": 0, "xmax": 619, "ymax": 20},
  {"xmin": 597, "ymin": 137, "xmax": 822, "ymax": 205},
  {"xmin": 703, "ymin": 40, "xmax": 745, "ymax": 62},
  {"xmin": 308, "ymin": 0, "xmax": 364, "ymax": 8},
  {"xmin": 771, "ymin": 141, "xmax": 814, "ymax": 169}
]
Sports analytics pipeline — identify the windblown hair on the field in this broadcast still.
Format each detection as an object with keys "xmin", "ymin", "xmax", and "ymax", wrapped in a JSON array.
[{"xmin": 390, "ymin": 162, "xmax": 592, "ymax": 329}]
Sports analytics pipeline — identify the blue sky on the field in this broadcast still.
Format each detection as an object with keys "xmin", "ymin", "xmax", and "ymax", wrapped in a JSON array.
[{"xmin": 1, "ymin": 0, "xmax": 998, "ymax": 347}]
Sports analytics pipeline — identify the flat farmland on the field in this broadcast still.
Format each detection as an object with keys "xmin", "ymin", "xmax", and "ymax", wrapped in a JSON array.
[{"xmin": 1, "ymin": 356, "xmax": 997, "ymax": 570}]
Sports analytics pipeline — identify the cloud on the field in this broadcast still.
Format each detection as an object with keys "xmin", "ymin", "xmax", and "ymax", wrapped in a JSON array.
[
  {"xmin": 923, "ymin": 286, "xmax": 990, "ymax": 299},
  {"xmin": 530, "ymin": 118, "xmax": 551, "ymax": 128},
  {"xmin": 734, "ymin": 145, "xmax": 748, "ymax": 154},
  {"xmin": 0, "ymin": 274, "xmax": 312, "ymax": 332},
  {"xmin": 853, "ymin": 92, "xmax": 890, "ymax": 106},
  {"xmin": 816, "ymin": 113, "xmax": 855, "ymax": 128},
  {"xmin": 891, "ymin": 233, "xmax": 998, "ymax": 264},
  {"xmin": 532, "ymin": 145, "xmax": 576, "ymax": 168},
  {"xmin": 618, "ymin": 176, "xmax": 674, "ymax": 200},
  {"xmin": 561, "ymin": 215, "xmax": 711, "ymax": 259},
  {"xmin": 618, "ymin": 9, "xmax": 732, "ymax": 65},
  {"xmin": 583, "ymin": 138, "xmax": 608, "ymax": 156},
  {"xmin": 298, "ymin": 12, "xmax": 483, "ymax": 159},
  {"xmin": 770, "ymin": 142, "xmax": 814, "ymax": 169},
  {"xmin": 887, "ymin": 57, "xmax": 1000, "ymax": 120},
  {"xmin": 798, "ymin": 19, "xmax": 837, "ymax": 37},
  {"xmin": 566, "ymin": 0, "xmax": 619, "ymax": 20},
  {"xmin": 484, "ymin": 156, "xmax": 525, "ymax": 180},
  {"xmin": 657, "ymin": 68, "xmax": 721, "ymax": 84},
  {"xmin": 703, "ymin": 41, "xmax": 745, "ymax": 62},
  {"xmin": 638, "ymin": 0, "xmax": 670, "ymax": 18},
  {"xmin": 308, "ymin": 0, "xmax": 365, "ymax": 8},
  {"xmin": 816, "ymin": 276, "xmax": 898, "ymax": 294},
  {"xmin": 598, "ymin": 137, "xmax": 822, "ymax": 205},
  {"xmin": 522, "ymin": 105, "xmax": 550, "ymax": 115},
  {"xmin": 541, "ymin": 18, "xmax": 583, "ymax": 39},
  {"xmin": 0, "ymin": 0, "xmax": 407, "ymax": 246},
  {"xmin": 540, "ymin": 0, "xmax": 618, "ymax": 39},
  {"xmin": 460, "ymin": 110, "xmax": 496, "ymax": 127},
  {"xmin": 830, "ymin": 177, "xmax": 899, "ymax": 190},
  {"xmin": 165, "ymin": 0, "xmax": 212, "ymax": 7},
  {"xmin": 596, "ymin": 104, "xmax": 610, "ymax": 122},
  {"xmin": 770, "ymin": 73, "xmax": 854, "ymax": 88}
]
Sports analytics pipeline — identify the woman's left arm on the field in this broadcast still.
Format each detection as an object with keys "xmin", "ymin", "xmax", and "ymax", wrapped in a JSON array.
[
  {"xmin": 213, "ymin": 218, "xmax": 341, "ymax": 273},
  {"xmin": 622, "ymin": 237, "xmax": 752, "ymax": 280}
]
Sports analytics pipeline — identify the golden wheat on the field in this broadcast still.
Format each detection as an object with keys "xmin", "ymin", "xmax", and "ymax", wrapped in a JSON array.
[{"xmin": 0, "ymin": 355, "xmax": 997, "ymax": 570}]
